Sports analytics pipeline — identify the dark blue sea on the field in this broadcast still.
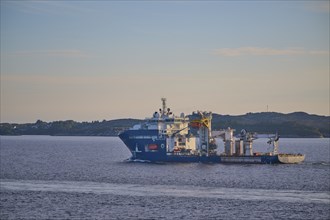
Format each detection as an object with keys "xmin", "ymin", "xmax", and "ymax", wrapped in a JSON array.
[{"xmin": 1, "ymin": 136, "xmax": 329, "ymax": 219}]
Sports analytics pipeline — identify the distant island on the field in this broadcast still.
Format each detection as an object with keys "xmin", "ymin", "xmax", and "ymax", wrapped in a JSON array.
[{"xmin": 0, "ymin": 112, "xmax": 329, "ymax": 138}]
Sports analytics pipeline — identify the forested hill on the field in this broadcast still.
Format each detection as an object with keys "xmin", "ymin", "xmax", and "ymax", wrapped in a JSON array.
[
  {"xmin": 211, "ymin": 112, "xmax": 329, "ymax": 138},
  {"xmin": 0, "ymin": 112, "xmax": 329, "ymax": 138},
  {"xmin": 0, "ymin": 119, "xmax": 143, "ymax": 137}
]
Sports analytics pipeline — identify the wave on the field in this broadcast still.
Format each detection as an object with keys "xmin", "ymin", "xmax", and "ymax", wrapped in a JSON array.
[
  {"xmin": 302, "ymin": 161, "xmax": 330, "ymax": 166},
  {"xmin": 1, "ymin": 179, "xmax": 329, "ymax": 204}
]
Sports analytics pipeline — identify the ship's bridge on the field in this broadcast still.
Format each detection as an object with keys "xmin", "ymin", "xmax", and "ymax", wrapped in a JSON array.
[
  {"xmin": 130, "ymin": 98, "xmax": 190, "ymax": 137},
  {"xmin": 144, "ymin": 112, "xmax": 189, "ymax": 136}
]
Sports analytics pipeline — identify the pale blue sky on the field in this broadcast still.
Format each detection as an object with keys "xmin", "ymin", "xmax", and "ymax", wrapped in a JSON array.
[{"xmin": 1, "ymin": 1, "xmax": 329, "ymax": 123}]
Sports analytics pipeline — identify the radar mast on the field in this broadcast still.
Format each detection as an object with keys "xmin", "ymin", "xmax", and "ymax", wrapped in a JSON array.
[{"xmin": 161, "ymin": 98, "xmax": 167, "ymax": 116}]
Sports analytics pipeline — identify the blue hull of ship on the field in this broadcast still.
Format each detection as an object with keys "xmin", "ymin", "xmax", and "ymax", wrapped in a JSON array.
[{"xmin": 119, "ymin": 130, "xmax": 280, "ymax": 164}]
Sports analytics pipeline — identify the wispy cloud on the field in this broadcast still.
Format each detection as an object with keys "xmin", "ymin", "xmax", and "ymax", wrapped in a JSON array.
[
  {"xmin": 213, "ymin": 47, "xmax": 329, "ymax": 57},
  {"xmin": 309, "ymin": 50, "xmax": 330, "ymax": 55},
  {"xmin": 10, "ymin": 50, "xmax": 89, "ymax": 58},
  {"xmin": 5, "ymin": 1, "xmax": 94, "ymax": 16},
  {"xmin": 2, "ymin": 75, "xmax": 106, "ymax": 86},
  {"xmin": 304, "ymin": 1, "xmax": 329, "ymax": 13}
]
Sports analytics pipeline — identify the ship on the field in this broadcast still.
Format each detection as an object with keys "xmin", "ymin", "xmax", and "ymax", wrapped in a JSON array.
[{"xmin": 118, "ymin": 98, "xmax": 305, "ymax": 164}]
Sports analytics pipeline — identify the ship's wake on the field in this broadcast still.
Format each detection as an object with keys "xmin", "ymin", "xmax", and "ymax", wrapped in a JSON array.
[{"xmin": 1, "ymin": 179, "xmax": 329, "ymax": 204}]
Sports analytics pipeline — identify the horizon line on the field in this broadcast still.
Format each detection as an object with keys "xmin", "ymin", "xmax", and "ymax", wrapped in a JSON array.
[{"xmin": 1, "ymin": 110, "xmax": 329, "ymax": 124}]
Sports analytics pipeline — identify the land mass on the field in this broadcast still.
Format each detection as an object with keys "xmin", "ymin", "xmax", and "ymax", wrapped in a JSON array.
[{"xmin": 0, "ymin": 112, "xmax": 329, "ymax": 138}]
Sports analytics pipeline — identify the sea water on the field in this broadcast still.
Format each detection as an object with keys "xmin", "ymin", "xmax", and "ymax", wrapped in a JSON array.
[{"xmin": 0, "ymin": 136, "xmax": 329, "ymax": 219}]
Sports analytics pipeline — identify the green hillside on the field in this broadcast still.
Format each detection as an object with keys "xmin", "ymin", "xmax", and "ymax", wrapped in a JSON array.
[
  {"xmin": 1, "ymin": 112, "xmax": 329, "ymax": 138},
  {"xmin": 211, "ymin": 112, "xmax": 329, "ymax": 138}
]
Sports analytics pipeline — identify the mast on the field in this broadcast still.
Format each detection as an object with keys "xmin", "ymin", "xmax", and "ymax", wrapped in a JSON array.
[
  {"xmin": 273, "ymin": 133, "xmax": 279, "ymax": 155},
  {"xmin": 161, "ymin": 98, "xmax": 167, "ymax": 116}
]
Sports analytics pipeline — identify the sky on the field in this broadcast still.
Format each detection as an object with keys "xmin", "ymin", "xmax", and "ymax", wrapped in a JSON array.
[{"xmin": 1, "ymin": 1, "xmax": 329, "ymax": 123}]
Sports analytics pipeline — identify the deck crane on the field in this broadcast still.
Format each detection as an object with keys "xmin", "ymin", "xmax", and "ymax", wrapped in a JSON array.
[{"xmin": 190, "ymin": 111, "xmax": 213, "ymax": 156}]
